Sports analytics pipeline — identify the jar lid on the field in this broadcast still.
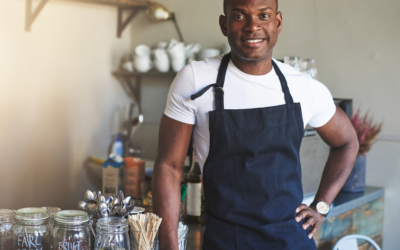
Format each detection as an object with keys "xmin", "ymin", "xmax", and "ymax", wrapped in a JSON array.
[
  {"xmin": 55, "ymin": 210, "xmax": 89, "ymax": 224},
  {"xmin": 0, "ymin": 209, "xmax": 14, "ymax": 219},
  {"xmin": 15, "ymin": 208, "xmax": 49, "ymax": 220},
  {"xmin": 96, "ymin": 217, "xmax": 129, "ymax": 232},
  {"xmin": 41, "ymin": 207, "xmax": 61, "ymax": 214}
]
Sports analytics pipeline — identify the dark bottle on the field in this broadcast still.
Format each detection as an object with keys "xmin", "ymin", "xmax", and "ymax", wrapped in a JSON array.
[{"xmin": 186, "ymin": 142, "xmax": 202, "ymax": 223}]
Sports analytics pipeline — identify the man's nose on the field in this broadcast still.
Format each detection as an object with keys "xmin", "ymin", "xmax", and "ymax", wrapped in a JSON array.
[{"xmin": 244, "ymin": 16, "xmax": 261, "ymax": 33}]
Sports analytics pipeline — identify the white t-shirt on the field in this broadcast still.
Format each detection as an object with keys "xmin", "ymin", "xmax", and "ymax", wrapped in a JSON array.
[{"xmin": 164, "ymin": 55, "xmax": 336, "ymax": 172}]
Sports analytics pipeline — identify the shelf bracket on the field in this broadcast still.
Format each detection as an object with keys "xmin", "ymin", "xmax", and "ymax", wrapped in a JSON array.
[
  {"xmin": 25, "ymin": 0, "xmax": 49, "ymax": 31},
  {"xmin": 117, "ymin": 7, "xmax": 140, "ymax": 38}
]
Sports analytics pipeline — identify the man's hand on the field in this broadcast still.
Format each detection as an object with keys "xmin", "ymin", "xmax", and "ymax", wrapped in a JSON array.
[{"xmin": 295, "ymin": 204, "xmax": 325, "ymax": 239}]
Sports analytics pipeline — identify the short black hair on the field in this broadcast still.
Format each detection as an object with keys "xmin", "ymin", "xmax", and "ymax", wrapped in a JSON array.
[{"xmin": 223, "ymin": 0, "xmax": 278, "ymax": 15}]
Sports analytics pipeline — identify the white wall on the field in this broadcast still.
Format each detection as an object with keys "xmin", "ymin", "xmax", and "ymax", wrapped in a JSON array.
[
  {"xmin": 129, "ymin": 0, "xmax": 400, "ymax": 249},
  {"xmin": 0, "ymin": 1, "xmax": 131, "ymax": 209}
]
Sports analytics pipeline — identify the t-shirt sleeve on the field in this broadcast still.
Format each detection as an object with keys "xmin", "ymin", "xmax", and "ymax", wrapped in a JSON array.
[
  {"xmin": 308, "ymin": 77, "xmax": 337, "ymax": 128},
  {"xmin": 164, "ymin": 64, "xmax": 197, "ymax": 125}
]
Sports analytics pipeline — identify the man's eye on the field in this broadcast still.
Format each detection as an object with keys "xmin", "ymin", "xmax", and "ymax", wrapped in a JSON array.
[
  {"xmin": 261, "ymin": 14, "xmax": 269, "ymax": 18},
  {"xmin": 236, "ymin": 15, "xmax": 244, "ymax": 19}
]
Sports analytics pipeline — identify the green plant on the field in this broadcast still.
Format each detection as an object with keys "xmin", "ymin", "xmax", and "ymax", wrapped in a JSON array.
[{"xmin": 351, "ymin": 109, "xmax": 383, "ymax": 155}]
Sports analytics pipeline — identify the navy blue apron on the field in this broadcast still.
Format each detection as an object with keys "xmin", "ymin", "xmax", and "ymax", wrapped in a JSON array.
[{"xmin": 191, "ymin": 53, "xmax": 317, "ymax": 250}]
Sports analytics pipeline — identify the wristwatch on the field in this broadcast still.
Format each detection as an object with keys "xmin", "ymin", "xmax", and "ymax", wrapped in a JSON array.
[{"xmin": 310, "ymin": 201, "xmax": 330, "ymax": 217}]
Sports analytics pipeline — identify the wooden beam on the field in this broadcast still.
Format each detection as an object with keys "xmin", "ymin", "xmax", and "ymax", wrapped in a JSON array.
[
  {"xmin": 117, "ymin": 7, "xmax": 140, "ymax": 38},
  {"xmin": 25, "ymin": 0, "xmax": 49, "ymax": 31}
]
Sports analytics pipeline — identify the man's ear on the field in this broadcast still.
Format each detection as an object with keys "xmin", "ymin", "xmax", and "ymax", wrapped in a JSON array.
[
  {"xmin": 276, "ymin": 11, "xmax": 283, "ymax": 34},
  {"xmin": 219, "ymin": 15, "xmax": 228, "ymax": 37}
]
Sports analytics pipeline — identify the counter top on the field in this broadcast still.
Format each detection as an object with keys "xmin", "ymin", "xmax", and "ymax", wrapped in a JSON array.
[
  {"xmin": 184, "ymin": 186, "xmax": 384, "ymax": 250},
  {"xmin": 327, "ymin": 186, "xmax": 384, "ymax": 219}
]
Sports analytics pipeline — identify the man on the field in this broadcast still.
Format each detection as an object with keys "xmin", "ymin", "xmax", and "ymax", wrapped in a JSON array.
[{"xmin": 152, "ymin": 0, "xmax": 359, "ymax": 249}]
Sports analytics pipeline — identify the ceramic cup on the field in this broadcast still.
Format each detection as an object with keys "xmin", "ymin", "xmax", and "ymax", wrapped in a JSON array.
[
  {"xmin": 123, "ymin": 61, "xmax": 134, "ymax": 72},
  {"xmin": 168, "ymin": 42, "xmax": 185, "ymax": 58},
  {"xmin": 154, "ymin": 49, "xmax": 170, "ymax": 72},
  {"xmin": 134, "ymin": 55, "xmax": 153, "ymax": 72},
  {"xmin": 199, "ymin": 48, "xmax": 221, "ymax": 61},
  {"xmin": 135, "ymin": 44, "xmax": 151, "ymax": 57},
  {"xmin": 171, "ymin": 54, "xmax": 186, "ymax": 72}
]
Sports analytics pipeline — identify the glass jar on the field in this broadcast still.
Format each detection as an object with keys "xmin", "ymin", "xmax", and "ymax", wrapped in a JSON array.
[
  {"xmin": 94, "ymin": 217, "xmax": 130, "ymax": 250},
  {"xmin": 131, "ymin": 229, "xmax": 158, "ymax": 250},
  {"xmin": 14, "ymin": 207, "xmax": 51, "ymax": 250},
  {"xmin": 42, "ymin": 207, "xmax": 61, "ymax": 236},
  {"xmin": 0, "ymin": 209, "xmax": 14, "ymax": 250},
  {"xmin": 53, "ymin": 210, "xmax": 90, "ymax": 250}
]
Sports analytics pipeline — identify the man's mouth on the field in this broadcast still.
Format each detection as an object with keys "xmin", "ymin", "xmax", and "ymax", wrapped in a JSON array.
[{"xmin": 242, "ymin": 39, "xmax": 265, "ymax": 47}]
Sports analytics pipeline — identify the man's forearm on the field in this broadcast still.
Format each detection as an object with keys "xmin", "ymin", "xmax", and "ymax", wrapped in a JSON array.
[
  {"xmin": 152, "ymin": 162, "xmax": 181, "ymax": 250},
  {"xmin": 314, "ymin": 140, "xmax": 359, "ymax": 206}
]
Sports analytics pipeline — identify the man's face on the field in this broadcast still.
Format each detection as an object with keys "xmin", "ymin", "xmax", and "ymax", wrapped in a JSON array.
[{"xmin": 220, "ymin": 0, "xmax": 282, "ymax": 61}]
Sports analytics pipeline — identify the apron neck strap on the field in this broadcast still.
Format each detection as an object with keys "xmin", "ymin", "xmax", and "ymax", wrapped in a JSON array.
[
  {"xmin": 214, "ymin": 52, "xmax": 231, "ymax": 111},
  {"xmin": 190, "ymin": 53, "xmax": 294, "ymax": 111},
  {"xmin": 272, "ymin": 60, "xmax": 294, "ymax": 105}
]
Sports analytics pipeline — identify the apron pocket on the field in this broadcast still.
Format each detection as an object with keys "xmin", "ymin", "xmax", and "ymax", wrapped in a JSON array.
[{"xmin": 235, "ymin": 218, "xmax": 316, "ymax": 250}]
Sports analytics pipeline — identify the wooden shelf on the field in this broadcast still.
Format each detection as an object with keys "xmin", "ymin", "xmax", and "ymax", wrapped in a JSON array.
[{"xmin": 25, "ymin": 0, "xmax": 150, "ymax": 37}]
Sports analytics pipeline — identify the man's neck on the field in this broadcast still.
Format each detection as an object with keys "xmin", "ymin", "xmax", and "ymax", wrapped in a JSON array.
[{"xmin": 230, "ymin": 52, "xmax": 273, "ymax": 76}]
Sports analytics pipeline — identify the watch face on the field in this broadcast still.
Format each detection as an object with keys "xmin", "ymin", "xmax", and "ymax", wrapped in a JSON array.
[{"xmin": 316, "ymin": 202, "xmax": 329, "ymax": 214}]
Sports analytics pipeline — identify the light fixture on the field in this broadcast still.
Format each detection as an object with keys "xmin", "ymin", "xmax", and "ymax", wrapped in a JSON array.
[{"xmin": 145, "ymin": 2, "xmax": 184, "ymax": 42}]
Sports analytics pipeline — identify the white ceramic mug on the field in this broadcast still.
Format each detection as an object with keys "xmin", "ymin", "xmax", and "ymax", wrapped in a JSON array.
[
  {"xmin": 155, "ymin": 58, "xmax": 170, "ymax": 72},
  {"xmin": 154, "ymin": 49, "xmax": 170, "ymax": 72},
  {"xmin": 123, "ymin": 61, "xmax": 134, "ymax": 72},
  {"xmin": 135, "ymin": 45, "xmax": 151, "ymax": 57},
  {"xmin": 168, "ymin": 42, "xmax": 186, "ymax": 58},
  {"xmin": 134, "ymin": 55, "xmax": 153, "ymax": 72},
  {"xmin": 171, "ymin": 55, "xmax": 186, "ymax": 72}
]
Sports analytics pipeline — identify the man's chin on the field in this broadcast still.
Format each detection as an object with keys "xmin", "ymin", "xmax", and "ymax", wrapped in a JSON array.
[{"xmin": 235, "ymin": 49, "xmax": 271, "ymax": 62}]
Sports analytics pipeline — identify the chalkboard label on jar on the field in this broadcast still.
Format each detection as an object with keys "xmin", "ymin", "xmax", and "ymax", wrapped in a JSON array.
[
  {"xmin": 16, "ymin": 233, "xmax": 49, "ymax": 250},
  {"xmin": 55, "ymin": 239, "xmax": 89, "ymax": 250}
]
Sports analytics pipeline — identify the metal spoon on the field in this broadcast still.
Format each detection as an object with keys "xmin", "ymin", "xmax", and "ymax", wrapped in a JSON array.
[
  {"xmin": 119, "ymin": 190, "xmax": 124, "ymax": 202},
  {"xmin": 84, "ymin": 190, "xmax": 95, "ymax": 203},
  {"xmin": 91, "ymin": 204, "xmax": 99, "ymax": 218},
  {"xmin": 93, "ymin": 191, "xmax": 98, "ymax": 201},
  {"xmin": 112, "ymin": 197, "xmax": 120, "ymax": 207},
  {"xmin": 96, "ymin": 195, "xmax": 106, "ymax": 205},
  {"xmin": 105, "ymin": 195, "xmax": 114, "ymax": 205},
  {"xmin": 122, "ymin": 196, "xmax": 132, "ymax": 207},
  {"xmin": 111, "ymin": 205, "xmax": 120, "ymax": 216},
  {"xmin": 84, "ymin": 203, "xmax": 92, "ymax": 213},
  {"xmin": 120, "ymin": 202, "xmax": 127, "ymax": 213},
  {"xmin": 78, "ymin": 201, "xmax": 87, "ymax": 211},
  {"xmin": 99, "ymin": 203, "xmax": 108, "ymax": 218}
]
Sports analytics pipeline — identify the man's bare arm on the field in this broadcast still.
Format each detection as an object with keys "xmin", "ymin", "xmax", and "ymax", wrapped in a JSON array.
[
  {"xmin": 296, "ymin": 107, "xmax": 359, "ymax": 238},
  {"xmin": 152, "ymin": 115, "xmax": 194, "ymax": 250},
  {"xmin": 314, "ymin": 107, "xmax": 359, "ymax": 206}
]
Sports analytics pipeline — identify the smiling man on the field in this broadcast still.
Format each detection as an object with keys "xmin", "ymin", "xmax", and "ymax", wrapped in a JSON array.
[{"xmin": 152, "ymin": 0, "xmax": 359, "ymax": 249}]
